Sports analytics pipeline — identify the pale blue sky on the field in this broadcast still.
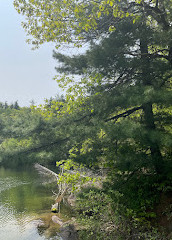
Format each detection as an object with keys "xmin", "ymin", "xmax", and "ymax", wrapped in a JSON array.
[{"xmin": 0, "ymin": 0, "xmax": 60, "ymax": 106}]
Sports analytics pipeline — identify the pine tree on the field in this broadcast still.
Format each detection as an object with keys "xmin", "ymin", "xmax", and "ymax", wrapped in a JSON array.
[
  {"xmin": 53, "ymin": 18, "xmax": 171, "ymax": 169},
  {"xmin": 14, "ymin": 0, "xmax": 172, "ymax": 235},
  {"xmin": 4, "ymin": 101, "xmax": 8, "ymax": 109},
  {"xmin": 52, "ymin": 7, "xmax": 172, "ymax": 219},
  {"xmin": 13, "ymin": 101, "xmax": 20, "ymax": 110}
]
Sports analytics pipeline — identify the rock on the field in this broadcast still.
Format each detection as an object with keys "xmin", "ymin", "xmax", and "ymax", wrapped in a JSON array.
[
  {"xmin": 67, "ymin": 194, "xmax": 76, "ymax": 207},
  {"xmin": 52, "ymin": 216, "xmax": 64, "ymax": 226},
  {"xmin": 59, "ymin": 224, "xmax": 78, "ymax": 240}
]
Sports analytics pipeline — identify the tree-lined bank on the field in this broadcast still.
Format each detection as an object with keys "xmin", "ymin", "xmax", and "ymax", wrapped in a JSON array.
[{"xmin": 1, "ymin": 0, "xmax": 172, "ymax": 239}]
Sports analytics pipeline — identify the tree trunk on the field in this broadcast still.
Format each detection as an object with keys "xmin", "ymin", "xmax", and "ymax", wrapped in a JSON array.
[
  {"xmin": 142, "ymin": 102, "xmax": 164, "ymax": 174},
  {"xmin": 140, "ymin": 37, "xmax": 164, "ymax": 175}
]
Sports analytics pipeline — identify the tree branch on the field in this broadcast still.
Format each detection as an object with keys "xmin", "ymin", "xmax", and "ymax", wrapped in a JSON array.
[
  {"xmin": 4, "ymin": 138, "xmax": 69, "ymax": 157},
  {"xmin": 105, "ymin": 106, "xmax": 143, "ymax": 122},
  {"xmin": 25, "ymin": 138, "xmax": 69, "ymax": 153},
  {"xmin": 126, "ymin": 1, "xmax": 169, "ymax": 30},
  {"xmin": 156, "ymin": 0, "xmax": 159, "ymax": 8}
]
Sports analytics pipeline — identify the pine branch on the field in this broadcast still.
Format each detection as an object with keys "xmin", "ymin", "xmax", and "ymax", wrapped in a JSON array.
[
  {"xmin": 4, "ymin": 138, "xmax": 69, "ymax": 157},
  {"xmin": 124, "ymin": 50, "xmax": 170, "ymax": 62},
  {"xmin": 24, "ymin": 138, "xmax": 69, "ymax": 153},
  {"xmin": 105, "ymin": 106, "xmax": 143, "ymax": 122}
]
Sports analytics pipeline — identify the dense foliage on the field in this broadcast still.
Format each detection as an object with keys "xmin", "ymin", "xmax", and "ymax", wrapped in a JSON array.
[
  {"xmin": 0, "ymin": 98, "xmax": 69, "ymax": 167},
  {"xmin": 1, "ymin": 0, "xmax": 171, "ymax": 239}
]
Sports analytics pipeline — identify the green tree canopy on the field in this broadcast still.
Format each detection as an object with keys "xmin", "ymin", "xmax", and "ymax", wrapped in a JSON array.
[
  {"xmin": 10, "ymin": 0, "xmax": 172, "ymax": 238},
  {"xmin": 14, "ymin": 0, "xmax": 172, "ymax": 50}
]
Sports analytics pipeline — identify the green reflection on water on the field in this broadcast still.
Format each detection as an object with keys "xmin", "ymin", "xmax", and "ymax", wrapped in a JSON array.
[{"xmin": 0, "ymin": 166, "xmax": 61, "ymax": 240}]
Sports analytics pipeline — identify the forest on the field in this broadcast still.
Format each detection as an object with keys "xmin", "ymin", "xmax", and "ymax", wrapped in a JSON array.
[{"xmin": 0, "ymin": 0, "xmax": 172, "ymax": 239}]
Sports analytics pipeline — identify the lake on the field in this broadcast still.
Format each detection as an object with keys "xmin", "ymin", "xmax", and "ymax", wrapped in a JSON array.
[{"xmin": 0, "ymin": 166, "xmax": 65, "ymax": 240}]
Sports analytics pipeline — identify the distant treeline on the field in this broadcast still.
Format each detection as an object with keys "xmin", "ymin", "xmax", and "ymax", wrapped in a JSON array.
[{"xmin": 0, "ymin": 101, "xmax": 20, "ymax": 110}]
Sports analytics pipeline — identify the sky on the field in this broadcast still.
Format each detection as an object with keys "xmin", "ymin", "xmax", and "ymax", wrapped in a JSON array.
[{"xmin": 0, "ymin": 0, "xmax": 61, "ymax": 107}]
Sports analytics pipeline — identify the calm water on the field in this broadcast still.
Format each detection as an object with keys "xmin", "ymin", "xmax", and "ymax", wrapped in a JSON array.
[{"xmin": 0, "ymin": 166, "xmax": 62, "ymax": 240}]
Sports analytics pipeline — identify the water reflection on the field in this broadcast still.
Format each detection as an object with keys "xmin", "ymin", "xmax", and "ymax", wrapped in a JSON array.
[{"xmin": 0, "ymin": 166, "xmax": 61, "ymax": 240}]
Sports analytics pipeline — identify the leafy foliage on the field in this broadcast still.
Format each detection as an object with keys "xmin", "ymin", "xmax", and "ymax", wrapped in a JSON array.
[{"xmin": 6, "ymin": 0, "xmax": 172, "ymax": 238}]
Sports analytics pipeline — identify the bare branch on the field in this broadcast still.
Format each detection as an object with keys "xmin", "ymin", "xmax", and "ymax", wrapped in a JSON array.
[{"xmin": 34, "ymin": 163, "xmax": 59, "ymax": 179}]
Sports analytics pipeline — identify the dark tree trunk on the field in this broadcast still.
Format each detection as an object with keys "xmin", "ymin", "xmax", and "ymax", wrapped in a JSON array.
[
  {"xmin": 140, "ymin": 36, "xmax": 164, "ymax": 175},
  {"xmin": 142, "ymin": 102, "xmax": 164, "ymax": 174}
]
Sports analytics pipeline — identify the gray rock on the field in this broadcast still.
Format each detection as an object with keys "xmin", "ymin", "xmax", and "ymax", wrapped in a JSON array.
[
  {"xmin": 59, "ymin": 224, "xmax": 78, "ymax": 240},
  {"xmin": 52, "ymin": 216, "xmax": 63, "ymax": 226}
]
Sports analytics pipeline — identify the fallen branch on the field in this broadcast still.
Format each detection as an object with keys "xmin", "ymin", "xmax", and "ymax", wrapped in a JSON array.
[{"xmin": 34, "ymin": 163, "xmax": 59, "ymax": 180}]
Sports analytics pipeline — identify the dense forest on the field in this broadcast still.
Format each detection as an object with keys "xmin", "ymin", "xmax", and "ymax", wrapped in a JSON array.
[{"xmin": 1, "ymin": 0, "xmax": 172, "ymax": 239}]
